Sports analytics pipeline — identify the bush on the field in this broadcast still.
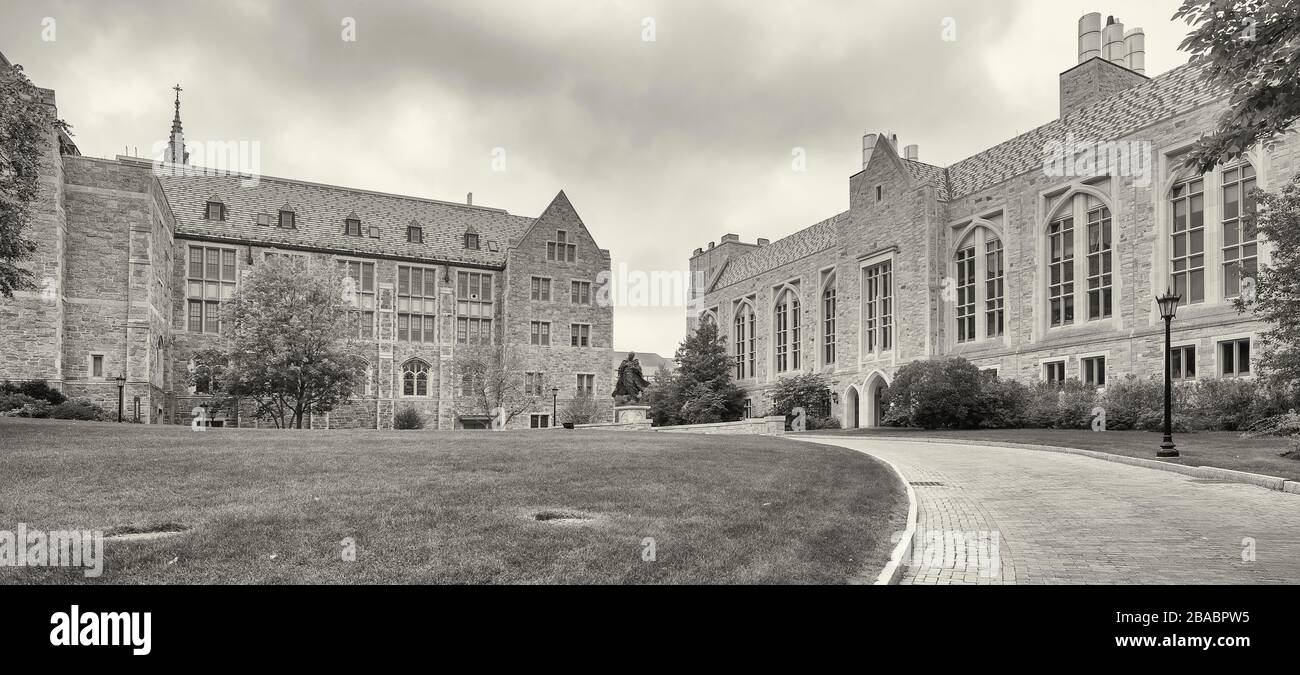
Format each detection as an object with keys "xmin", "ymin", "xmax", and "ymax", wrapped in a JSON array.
[
  {"xmin": 1023, "ymin": 380, "xmax": 1098, "ymax": 429},
  {"xmin": 561, "ymin": 392, "xmax": 602, "ymax": 425},
  {"xmin": 973, "ymin": 378, "xmax": 1030, "ymax": 429},
  {"xmin": 0, "ymin": 397, "xmax": 52, "ymax": 418},
  {"xmin": 0, "ymin": 380, "xmax": 66, "ymax": 405},
  {"xmin": 51, "ymin": 400, "xmax": 104, "ymax": 421},
  {"xmin": 393, "ymin": 406, "xmax": 425, "ymax": 430},
  {"xmin": 1098, "ymin": 375, "xmax": 1162, "ymax": 431},
  {"xmin": 1181, "ymin": 378, "xmax": 1295, "ymax": 431},
  {"xmin": 881, "ymin": 357, "xmax": 983, "ymax": 429},
  {"xmin": 0, "ymin": 392, "xmax": 40, "ymax": 413}
]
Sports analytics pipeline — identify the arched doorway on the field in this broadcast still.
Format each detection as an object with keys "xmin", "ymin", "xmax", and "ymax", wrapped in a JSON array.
[
  {"xmin": 843, "ymin": 386, "xmax": 860, "ymax": 428},
  {"xmin": 864, "ymin": 372, "xmax": 890, "ymax": 428}
]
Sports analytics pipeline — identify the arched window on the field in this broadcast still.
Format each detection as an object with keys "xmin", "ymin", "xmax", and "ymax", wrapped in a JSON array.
[
  {"xmin": 821, "ymin": 275, "xmax": 836, "ymax": 366},
  {"xmin": 733, "ymin": 301, "xmax": 755, "ymax": 379},
  {"xmin": 1221, "ymin": 163, "xmax": 1257, "ymax": 299},
  {"xmin": 1046, "ymin": 192, "xmax": 1115, "ymax": 327},
  {"xmin": 774, "ymin": 287, "xmax": 800, "ymax": 373},
  {"xmin": 951, "ymin": 225, "xmax": 1004, "ymax": 342},
  {"xmin": 401, "ymin": 360, "xmax": 429, "ymax": 397}
]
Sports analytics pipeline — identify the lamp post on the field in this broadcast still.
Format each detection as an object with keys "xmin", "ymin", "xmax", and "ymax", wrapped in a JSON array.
[
  {"xmin": 1155, "ymin": 289, "xmax": 1181, "ymax": 458},
  {"xmin": 114, "ymin": 375, "xmax": 126, "ymax": 423},
  {"xmin": 551, "ymin": 387, "xmax": 559, "ymax": 429}
]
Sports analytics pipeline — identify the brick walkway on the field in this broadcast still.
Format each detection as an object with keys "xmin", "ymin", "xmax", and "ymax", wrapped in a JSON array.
[{"xmin": 802, "ymin": 437, "xmax": 1300, "ymax": 584}]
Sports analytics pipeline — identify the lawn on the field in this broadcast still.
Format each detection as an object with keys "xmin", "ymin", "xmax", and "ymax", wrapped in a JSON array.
[
  {"xmin": 0, "ymin": 419, "xmax": 906, "ymax": 584},
  {"xmin": 802, "ymin": 427, "xmax": 1300, "ymax": 481}
]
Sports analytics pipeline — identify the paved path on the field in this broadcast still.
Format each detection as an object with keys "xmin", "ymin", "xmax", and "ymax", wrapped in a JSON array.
[{"xmin": 801, "ymin": 437, "xmax": 1300, "ymax": 584}]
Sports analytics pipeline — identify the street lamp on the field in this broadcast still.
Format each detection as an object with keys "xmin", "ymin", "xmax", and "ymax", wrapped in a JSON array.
[
  {"xmin": 1155, "ymin": 289, "xmax": 1181, "ymax": 458},
  {"xmin": 551, "ymin": 387, "xmax": 559, "ymax": 429},
  {"xmin": 114, "ymin": 375, "xmax": 126, "ymax": 423}
]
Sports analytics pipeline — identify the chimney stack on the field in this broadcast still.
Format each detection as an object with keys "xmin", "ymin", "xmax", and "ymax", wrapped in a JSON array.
[
  {"xmin": 861, "ymin": 133, "xmax": 878, "ymax": 169},
  {"xmin": 1102, "ymin": 16, "xmax": 1127, "ymax": 67},
  {"xmin": 466, "ymin": 192, "xmax": 473, "ymax": 206},
  {"xmin": 757, "ymin": 238, "xmax": 770, "ymax": 247},
  {"xmin": 1124, "ymin": 28, "xmax": 1145, "ymax": 74},
  {"xmin": 1077, "ymin": 12, "xmax": 1102, "ymax": 62},
  {"xmin": 903, "ymin": 144, "xmax": 919, "ymax": 161}
]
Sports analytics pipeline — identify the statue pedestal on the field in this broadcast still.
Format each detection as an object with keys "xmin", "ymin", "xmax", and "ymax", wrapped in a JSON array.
[{"xmin": 614, "ymin": 405, "xmax": 651, "ymax": 424}]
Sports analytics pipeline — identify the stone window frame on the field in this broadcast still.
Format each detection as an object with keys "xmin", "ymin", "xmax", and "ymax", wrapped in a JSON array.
[
  {"xmin": 399, "ymin": 359, "xmax": 431, "ymax": 398},
  {"xmin": 547, "ymin": 229, "xmax": 577, "ymax": 263},
  {"xmin": 396, "ymin": 264, "xmax": 439, "ymax": 343},
  {"xmin": 352, "ymin": 361, "xmax": 373, "ymax": 399},
  {"xmin": 87, "ymin": 353, "xmax": 106, "ymax": 381},
  {"xmin": 1040, "ymin": 357, "xmax": 1067, "ymax": 385},
  {"xmin": 818, "ymin": 266, "xmax": 837, "ymax": 369},
  {"xmin": 771, "ymin": 281, "xmax": 801, "ymax": 375},
  {"xmin": 524, "ymin": 371, "xmax": 546, "ymax": 397},
  {"xmin": 858, "ymin": 248, "xmax": 896, "ymax": 362},
  {"xmin": 1169, "ymin": 340, "xmax": 1198, "ymax": 381},
  {"xmin": 1077, "ymin": 350, "xmax": 1108, "ymax": 389},
  {"xmin": 732, "ymin": 297, "xmax": 756, "ymax": 380},
  {"xmin": 529, "ymin": 413, "xmax": 551, "ymax": 429},
  {"xmin": 569, "ymin": 278, "xmax": 592, "ymax": 305},
  {"xmin": 455, "ymin": 269, "xmax": 494, "ymax": 345},
  {"xmin": 530, "ymin": 320, "xmax": 551, "ymax": 346},
  {"xmin": 575, "ymin": 372, "xmax": 595, "ymax": 396},
  {"xmin": 337, "ymin": 256, "xmax": 377, "ymax": 340},
  {"xmin": 1153, "ymin": 142, "xmax": 1270, "ymax": 320},
  {"xmin": 947, "ymin": 216, "xmax": 1007, "ymax": 347},
  {"xmin": 186, "ymin": 244, "xmax": 237, "ymax": 334},
  {"xmin": 569, "ymin": 322, "xmax": 592, "ymax": 348},
  {"xmin": 530, "ymin": 276, "xmax": 552, "ymax": 302},
  {"xmin": 1037, "ymin": 183, "xmax": 1119, "ymax": 335},
  {"xmin": 1212, "ymin": 332, "xmax": 1255, "ymax": 379}
]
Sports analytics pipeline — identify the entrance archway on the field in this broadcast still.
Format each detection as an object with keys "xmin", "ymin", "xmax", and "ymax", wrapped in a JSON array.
[
  {"xmin": 864, "ymin": 371, "xmax": 890, "ymax": 428},
  {"xmin": 843, "ymin": 386, "xmax": 860, "ymax": 429}
]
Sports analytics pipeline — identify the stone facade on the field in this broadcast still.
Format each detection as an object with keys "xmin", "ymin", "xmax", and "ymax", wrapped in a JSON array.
[
  {"xmin": 690, "ymin": 20, "xmax": 1298, "ymax": 428},
  {"xmin": 0, "ymin": 63, "xmax": 613, "ymax": 429}
]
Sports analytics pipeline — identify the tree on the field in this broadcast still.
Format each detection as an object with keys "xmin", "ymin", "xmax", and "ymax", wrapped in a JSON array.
[
  {"xmin": 880, "ymin": 357, "xmax": 983, "ymax": 429},
  {"xmin": 561, "ymin": 391, "xmax": 602, "ymax": 425},
  {"xmin": 767, "ymin": 372, "xmax": 837, "ymax": 429},
  {"xmin": 454, "ymin": 341, "xmax": 539, "ymax": 426},
  {"xmin": 646, "ymin": 322, "xmax": 745, "ymax": 426},
  {"xmin": 1173, "ymin": 0, "xmax": 1300, "ymax": 172},
  {"xmin": 0, "ymin": 62, "xmax": 65, "ymax": 297},
  {"xmin": 191, "ymin": 255, "xmax": 365, "ymax": 428},
  {"xmin": 1237, "ymin": 172, "xmax": 1300, "ymax": 398}
]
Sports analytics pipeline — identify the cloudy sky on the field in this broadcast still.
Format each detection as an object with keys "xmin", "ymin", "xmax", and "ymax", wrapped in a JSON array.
[{"xmin": 1, "ymin": 0, "xmax": 1193, "ymax": 356}]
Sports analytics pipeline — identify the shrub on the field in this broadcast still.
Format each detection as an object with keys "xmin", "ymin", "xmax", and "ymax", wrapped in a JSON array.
[
  {"xmin": 1182, "ymin": 378, "xmax": 1294, "ymax": 431},
  {"xmin": 0, "ymin": 380, "xmax": 66, "ymax": 405},
  {"xmin": 0, "ymin": 392, "xmax": 40, "ymax": 413},
  {"xmin": 973, "ymin": 378, "xmax": 1030, "ymax": 429},
  {"xmin": 1023, "ymin": 379, "xmax": 1098, "ymax": 429},
  {"xmin": 393, "ymin": 407, "xmax": 425, "ymax": 430},
  {"xmin": 51, "ymin": 400, "xmax": 104, "ymax": 421},
  {"xmin": 0, "ymin": 398, "xmax": 51, "ymax": 418},
  {"xmin": 769, "ymin": 373, "xmax": 834, "ymax": 419},
  {"xmin": 561, "ymin": 392, "xmax": 602, "ymax": 425},
  {"xmin": 881, "ymin": 357, "xmax": 983, "ymax": 429},
  {"xmin": 1098, "ymin": 375, "xmax": 1162, "ymax": 431}
]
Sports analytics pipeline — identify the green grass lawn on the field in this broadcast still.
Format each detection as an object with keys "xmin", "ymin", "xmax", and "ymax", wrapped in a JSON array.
[
  {"xmin": 802, "ymin": 427, "xmax": 1300, "ymax": 481},
  {"xmin": 0, "ymin": 419, "xmax": 905, "ymax": 584}
]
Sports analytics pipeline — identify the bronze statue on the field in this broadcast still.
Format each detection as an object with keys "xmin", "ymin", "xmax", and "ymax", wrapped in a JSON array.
[{"xmin": 612, "ymin": 352, "xmax": 650, "ymax": 404}]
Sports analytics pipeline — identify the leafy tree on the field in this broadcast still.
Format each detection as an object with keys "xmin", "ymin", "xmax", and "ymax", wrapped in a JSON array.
[
  {"xmin": 561, "ymin": 391, "xmax": 602, "ymax": 425},
  {"xmin": 0, "ymin": 62, "xmax": 66, "ymax": 297},
  {"xmin": 767, "ymin": 372, "xmax": 837, "ymax": 429},
  {"xmin": 1174, "ymin": 0, "xmax": 1300, "ymax": 172},
  {"xmin": 454, "ymin": 341, "xmax": 539, "ymax": 426},
  {"xmin": 191, "ymin": 255, "xmax": 365, "ymax": 428},
  {"xmin": 646, "ymin": 322, "xmax": 745, "ymax": 426},
  {"xmin": 1237, "ymin": 172, "xmax": 1300, "ymax": 398},
  {"xmin": 881, "ymin": 357, "xmax": 983, "ymax": 429}
]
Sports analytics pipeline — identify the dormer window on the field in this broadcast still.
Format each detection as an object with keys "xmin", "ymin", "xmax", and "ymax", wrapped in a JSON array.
[
  {"xmin": 205, "ymin": 200, "xmax": 226, "ymax": 221},
  {"xmin": 345, "ymin": 216, "xmax": 362, "ymax": 237},
  {"xmin": 278, "ymin": 209, "xmax": 296, "ymax": 229},
  {"xmin": 407, "ymin": 224, "xmax": 423, "ymax": 244},
  {"xmin": 464, "ymin": 232, "xmax": 480, "ymax": 250}
]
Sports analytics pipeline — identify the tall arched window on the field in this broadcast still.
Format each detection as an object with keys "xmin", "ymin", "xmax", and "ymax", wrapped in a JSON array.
[
  {"xmin": 1170, "ymin": 176, "xmax": 1205, "ymax": 304},
  {"xmin": 950, "ymin": 225, "xmax": 1004, "ymax": 343},
  {"xmin": 1221, "ymin": 163, "xmax": 1258, "ymax": 299},
  {"xmin": 402, "ymin": 359, "xmax": 429, "ymax": 397},
  {"xmin": 821, "ymin": 276, "xmax": 836, "ymax": 366},
  {"xmin": 733, "ymin": 302, "xmax": 755, "ymax": 379},
  {"xmin": 774, "ymin": 287, "xmax": 800, "ymax": 373},
  {"xmin": 1046, "ymin": 192, "xmax": 1116, "ymax": 327}
]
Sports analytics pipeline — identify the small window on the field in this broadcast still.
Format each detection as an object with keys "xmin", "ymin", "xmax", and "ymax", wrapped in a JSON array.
[
  {"xmin": 1220, "ymin": 339, "xmax": 1251, "ymax": 377},
  {"xmin": 1044, "ymin": 361, "xmax": 1066, "ymax": 385},
  {"xmin": 407, "ymin": 225, "xmax": 423, "ymax": 244},
  {"xmin": 345, "ymin": 218, "xmax": 362, "ymax": 237},
  {"xmin": 278, "ymin": 210, "xmax": 296, "ymax": 229},
  {"xmin": 464, "ymin": 232, "xmax": 480, "ymax": 250},
  {"xmin": 1082, "ymin": 356, "xmax": 1106, "ymax": 387},
  {"xmin": 743, "ymin": 399, "xmax": 752, "ymax": 419},
  {"xmin": 256, "ymin": 213, "xmax": 272, "ymax": 227},
  {"xmin": 530, "ymin": 277, "xmax": 551, "ymax": 301},
  {"xmin": 570, "ymin": 323, "xmax": 590, "ymax": 347},
  {"xmin": 570, "ymin": 280, "xmax": 591, "ymax": 304},
  {"xmin": 1171, "ymin": 345, "xmax": 1196, "ymax": 380},
  {"xmin": 205, "ymin": 201, "xmax": 226, "ymax": 221},
  {"xmin": 91, "ymin": 355, "xmax": 104, "ymax": 378},
  {"xmin": 576, "ymin": 373, "xmax": 594, "ymax": 395},
  {"xmin": 875, "ymin": 185, "xmax": 883, "ymax": 202},
  {"xmin": 530, "ymin": 321, "xmax": 550, "ymax": 346},
  {"xmin": 530, "ymin": 413, "xmax": 551, "ymax": 429}
]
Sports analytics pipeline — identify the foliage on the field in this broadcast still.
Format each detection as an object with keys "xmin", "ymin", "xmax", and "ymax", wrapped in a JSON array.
[
  {"xmin": 768, "ymin": 373, "xmax": 833, "ymax": 417},
  {"xmin": 454, "ymin": 341, "xmax": 540, "ymax": 427},
  {"xmin": 1098, "ymin": 375, "xmax": 1163, "ymax": 431},
  {"xmin": 880, "ymin": 357, "xmax": 983, "ymax": 429},
  {"xmin": 0, "ymin": 392, "xmax": 40, "ymax": 412},
  {"xmin": 1, "ymin": 379, "xmax": 66, "ymax": 405},
  {"xmin": 190, "ymin": 255, "xmax": 366, "ymax": 429},
  {"xmin": 392, "ymin": 406, "xmax": 425, "ymax": 430},
  {"xmin": 1234, "ymin": 172, "xmax": 1300, "ymax": 397},
  {"xmin": 972, "ymin": 377, "xmax": 1031, "ymax": 429},
  {"xmin": 645, "ymin": 321, "xmax": 745, "ymax": 426},
  {"xmin": 561, "ymin": 391, "xmax": 602, "ymax": 425},
  {"xmin": 50, "ymin": 400, "xmax": 103, "ymax": 421},
  {"xmin": 0, "ymin": 61, "xmax": 63, "ymax": 297},
  {"xmin": 0, "ymin": 394, "xmax": 50, "ymax": 417},
  {"xmin": 1173, "ymin": 1, "xmax": 1300, "ymax": 173}
]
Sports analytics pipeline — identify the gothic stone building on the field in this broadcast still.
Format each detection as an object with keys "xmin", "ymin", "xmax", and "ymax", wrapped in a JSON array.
[
  {"xmin": 689, "ymin": 13, "xmax": 1297, "ymax": 428},
  {"xmin": 0, "ymin": 52, "xmax": 613, "ymax": 429}
]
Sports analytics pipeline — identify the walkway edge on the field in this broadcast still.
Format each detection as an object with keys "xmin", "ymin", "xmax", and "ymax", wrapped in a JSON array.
[
  {"xmin": 793, "ymin": 437, "xmax": 917, "ymax": 585},
  {"xmin": 810, "ymin": 435, "xmax": 1300, "ymax": 496}
]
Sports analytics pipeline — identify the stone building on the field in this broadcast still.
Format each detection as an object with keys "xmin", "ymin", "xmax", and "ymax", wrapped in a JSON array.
[
  {"xmin": 689, "ymin": 13, "xmax": 1297, "ymax": 427},
  {"xmin": 0, "ymin": 54, "xmax": 613, "ymax": 429}
]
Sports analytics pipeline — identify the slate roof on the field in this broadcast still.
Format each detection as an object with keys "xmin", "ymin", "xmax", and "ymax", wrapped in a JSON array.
[
  {"xmin": 901, "ymin": 158, "xmax": 950, "ymax": 201},
  {"xmin": 713, "ymin": 211, "xmax": 846, "ymax": 289},
  {"xmin": 140, "ymin": 159, "xmax": 538, "ymax": 268}
]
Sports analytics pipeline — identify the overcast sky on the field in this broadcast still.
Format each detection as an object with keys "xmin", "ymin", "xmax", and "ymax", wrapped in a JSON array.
[{"xmin": 1, "ymin": 0, "xmax": 1193, "ymax": 357}]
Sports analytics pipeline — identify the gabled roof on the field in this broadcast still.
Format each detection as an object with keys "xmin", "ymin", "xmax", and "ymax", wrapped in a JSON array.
[
  {"xmin": 900, "ymin": 158, "xmax": 950, "ymax": 201},
  {"xmin": 712, "ymin": 211, "xmax": 847, "ymax": 290},
  {"xmin": 145, "ymin": 161, "xmax": 536, "ymax": 267}
]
